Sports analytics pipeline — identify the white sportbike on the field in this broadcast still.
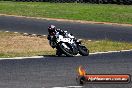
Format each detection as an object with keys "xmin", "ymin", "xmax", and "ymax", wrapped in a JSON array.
[{"xmin": 49, "ymin": 31, "xmax": 89, "ymax": 57}]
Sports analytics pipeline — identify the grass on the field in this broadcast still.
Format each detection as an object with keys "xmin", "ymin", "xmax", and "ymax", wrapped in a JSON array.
[
  {"xmin": 82, "ymin": 40, "xmax": 132, "ymax": 53},
  {"xmin": 0, "ymin": 32, "xmax": 132, "ymax": 58},
  {"xmin": 0, "ymin": 2, "xmax": 132, "ymax": 24}
]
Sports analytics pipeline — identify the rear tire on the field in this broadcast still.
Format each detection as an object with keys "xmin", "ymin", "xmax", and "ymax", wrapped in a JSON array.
[
  {"xmin": 56, "ymin": 50, "xmax": 62, "ymax": 56},
  {"xmin": 59, "ymin": 43, "xmax": 74, "ymax": 57}
]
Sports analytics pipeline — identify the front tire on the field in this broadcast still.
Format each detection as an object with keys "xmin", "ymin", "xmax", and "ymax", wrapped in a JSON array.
[{"xmin": 78, "ymin": 45, "xmax": 89, "ymax": 56}]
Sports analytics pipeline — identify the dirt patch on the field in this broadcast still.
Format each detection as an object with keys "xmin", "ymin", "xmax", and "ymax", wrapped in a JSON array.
[{"xmin": 0, "ymin": 32, "xmax": 54, "ymax": 57}]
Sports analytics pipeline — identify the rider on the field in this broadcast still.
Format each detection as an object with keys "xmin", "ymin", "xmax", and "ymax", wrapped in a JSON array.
[
  {"xmin": 48, "ymin": 25, "xmax": 65, "ymax": 37},
  {"xmin": 47, "ymin": 25, "xmax": 66, "ymax": 48},
  {"xmin": 47, "ymin": 25, "xmax": 65, "ymax": 48}
]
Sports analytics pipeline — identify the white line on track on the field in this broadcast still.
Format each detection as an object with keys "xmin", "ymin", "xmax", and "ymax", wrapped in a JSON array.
[
  {"xmin": 42, "ymin": 35, "xmax": 47, "ymax": 36},
  {"xmin": 88, "ymin": 40, "xmax": 92, "ymax": 42},
  {"xmin": 32, "ymin": 34, "xmax": 37, "ymax": 36},
  {"xmin": 0, "ymin": 56, "xmax": 44, "ymax": 60},
  {"xmin": 52, "ymin": 86, "xmax": 83, "ymax": 88},
  {"xmin": 52, "ymin": 87, "xmax": 68, "ymax": 88},
  {"xmin": 67, "ymin": 86, "xmax": 83, "ymax": 88},
  {"xmin": 0, "ymin": 50, "xmax": 132, "ymax": 60},
  {"xmin": 89, "ymin": 49, "xmax": 132, "ymax": 55},
  {"xmin": 23, "ymin": 33, "xmax": 28, "ymax": 35},
  {"xmin": 5, "ymin": 31, "xmax": 9, "ymax": 32},
  {"xmin": 14, "ymin": 32, "xmax": 18, "ymax": 33}
]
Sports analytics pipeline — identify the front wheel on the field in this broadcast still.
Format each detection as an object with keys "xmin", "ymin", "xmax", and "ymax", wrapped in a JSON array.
[{"xmin": 78, "ymin": 45, "xmax": 89, "ymax": 56}]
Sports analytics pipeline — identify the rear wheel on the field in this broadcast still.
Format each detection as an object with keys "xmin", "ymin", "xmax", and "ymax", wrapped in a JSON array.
[
  {"xmin": 56, "ymin": 49, "xmax": 62, "ymax": 56},
  {"xmin": 59, "ymin": 43, "xmax": 74, "ymax": 57},
  {"xmin": 78, "ymin": 45, "xmax": 89, "ymax": 56}
]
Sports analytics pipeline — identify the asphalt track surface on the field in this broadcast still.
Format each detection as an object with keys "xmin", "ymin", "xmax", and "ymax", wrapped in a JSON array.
[
  {"xmin": 0, "ymin": 16, "xmax": 132, "ymax": 42},
  {"xmin": 0, "ymin": 51, "xmax": 132, "ymax": 88},
  {"xmin": 0, "ymin": 16, "xmax": 132, "ymax": 88}
]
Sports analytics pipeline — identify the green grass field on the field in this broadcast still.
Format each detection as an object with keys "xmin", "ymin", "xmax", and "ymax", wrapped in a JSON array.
[{"xmin": 0, "ymin": 2, "xmax": 132, "ymax": 24}]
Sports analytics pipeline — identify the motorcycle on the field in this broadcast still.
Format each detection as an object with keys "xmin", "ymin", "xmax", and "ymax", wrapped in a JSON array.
[{"xmin": 48, "ymin": 31, "xmax": 89, "ymax": 57}]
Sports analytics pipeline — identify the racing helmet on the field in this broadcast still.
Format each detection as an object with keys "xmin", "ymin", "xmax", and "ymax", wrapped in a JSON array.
[{"xmin": 48, "ymin": 25, "xmax": 56, "ymax": 35}]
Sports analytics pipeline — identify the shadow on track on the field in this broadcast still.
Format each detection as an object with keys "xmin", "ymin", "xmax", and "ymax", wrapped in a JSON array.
[{"xmin": 40, "ymin": 55, "xmax": 73, "ymax": 57}]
